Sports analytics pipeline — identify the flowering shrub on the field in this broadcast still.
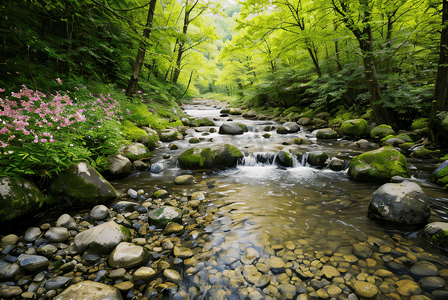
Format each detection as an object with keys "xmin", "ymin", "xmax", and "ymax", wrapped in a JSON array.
[{"xmin": 0, "ymin": 82, "xmax": 125, "ymax": 180}]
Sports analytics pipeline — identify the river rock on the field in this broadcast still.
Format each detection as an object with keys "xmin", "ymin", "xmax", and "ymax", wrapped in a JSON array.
[
  {"xmin": 277, "ymin": 122, "xmax": 300, "ymax": 134},
  {"xmin": 18, "ymin": 254, "xmax": 49, "ymax": 272},
  {"xmin": 0, "ymin": 176, "xmax": 47, "ymax": 222},
  {"xmin": 396, "ymin": 279, "xmax": 422, "ymax": 297},
  {"xmin": 410, "ymin": 261, "xmax": 439, "ymax": 277},
  {"xmin": 429, "ymin": 160, "xmax": 448, "ymax": 189},
  {"xmin": 90, "ymin": 204, "xmax": 110, "ymax": 221},
  {"xmin": 298, "ymin": 117, "xmax": 311, "ymax": 125},
  {"xmin": 108, "ymin": 155, "xmax": 132, "ymax": 175},
  {"xmin": 219, "ymin": 122, "xmax": 244, "ymax": 135},
  {"xmin": 44, "ymin": 276, "xmax": 72, "ymax": 290},
  {"xmin": 178, "ymin": 144, "xmax": 243, "ymax": 169},
  {"xmin": 329, "ymin": 157, "xmax": 345, "ymax": 171},
  {"xmin": 0, "ymin": 234, "xmax": 19, "ymax": 247},
  {"xmin": 56, "ymin": 214, "xmax": 77, "ymax": 230},
  {"xmin": 352, "ymin": 243, "xmax": 373, "ymax": 258},
  {"xmin": 159, "ymin": 128, "xmax": 180, "ymax": 142},
  {"xmin": 164, "ymin": 269, "xmax": 182, "ymax": 284},
  {"xmin": 419, "ymin": 276, "xmax": 445, "ymax": 291},
  {"xmin": 370, "ymin": 124, "xmax": 396, "ymax": 139},
  {"xmin": 150, "ymin": 161, "xmax": 165, "ymax": 173},
  {"xmin": 276, "ymin": 151, "xmax": 294, "ymax": 168},
  {"xmin": 154, "ymin": 189, "xmax": 169, "ymax": 199},
  {"xmin": 133, "ymin": 267, "xmax": 156, "ymax": 281},
  {"xmin": 44, "ymin": 227, "xmax": 70, "ymax": 243},
  {"xmin": 368, "ymin": 181, "xmax": 430, "ymax": 226},
  {"xmin": 173, "ymin": 244, "xmax": 194, "ymax": 259},
  {"xmin": 54, "ymin": 280, "xmax": 123, "ymax": 300},
  {"xmin": 316, "ymin": 128, "xmax": 338, "ymax": 139},
  {"xmin": 174, "ymin": 175, "xmax": 195, "ymax": 185},
  {"xmin": 49, "ymin": 162, "xmax": 117, "ymax": 206},
  {"xmin": 242, "ymin": 109, "xmax": 258, "ymax": 119},
  {"xmin": 421, "ymin": 222, "xmax": 448, "ymax": 250},
  {"xmin": 0, "ymin": 286, "xmax": 22, "ymax": 298},
  {"xmin": 268, "ymin": 256, "xmax": 286, "ymax": 274},
  {"xmin": 24, "ymin": 227, "xmax": 42, "ymax": 243},
  {"xmin": 307, "ymin": 151, "xmax": 328, "ymax": 168},
  {"xmin": 123, "ymin": 143, "xmax": 151, "ymax": 161},
  {"xmin": 73, "ymin": 221, "xmax": 130, "ymax": 255},
  {"xmin": 348, "ymin": 146, "xmax": 410, "ymax": 182},
  {"xmin": 108, "ymin": 242, "xmax": 149, "ymax": 268},
  {"xmin": 353, "ymin": 281, "xmax": 378, "ymax": 298},
  {"xmin": 148, "ymin": 206, "xmax": 182, "ymax": 228},
  {"xmin": 0, "ymin": 263, "xmax": 21, "ymax": 280},
  {"xmin": 191, "ymin": 191, "xmax": 205, "ymax": 200},
  {"xmin": 339, "ymin": 119, "xmax": 369, "ymax": 136}
]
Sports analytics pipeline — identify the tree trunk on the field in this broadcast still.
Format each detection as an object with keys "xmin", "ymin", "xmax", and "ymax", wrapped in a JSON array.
[
  {"xmin": 126, "ymin": 0, "xmax": 157, "ymax": 96},
  {"xmin": 359, "ymin": 29, "xmax": 395, "ymax": 125},
  {"xmin": 172, "ymin": 2, "xmax": 192, "ymax": 84},
  {"xmin": 434, "ymin": 0, "xmax": 448, "ymax": 112}
]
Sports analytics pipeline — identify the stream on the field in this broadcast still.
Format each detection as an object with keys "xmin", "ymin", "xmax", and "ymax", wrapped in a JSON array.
[{"xmin": 109, "ymin": 100, "xmax": 448, "ymax": 299}]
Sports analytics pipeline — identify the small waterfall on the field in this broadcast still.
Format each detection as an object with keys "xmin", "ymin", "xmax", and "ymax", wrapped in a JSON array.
[
  {"xmin": 240, "ymin": 152, "xmax": 277, "ymax": 166},
  {"xmin": 301, "ymin": 152, "xmax": 309, "ymax": 166}
]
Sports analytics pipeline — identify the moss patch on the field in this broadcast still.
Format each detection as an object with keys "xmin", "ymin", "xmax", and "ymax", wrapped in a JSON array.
[
  {"xmin": 120, "ymin": 120, "xmax": 148, "ymax": 141},
  {"xmin": 370, "ymin": 124, "xmax": 395, "ymax": 139},
  {"xmin": 411, "ymin": 118, "xmax": 429, "ymax": 130},
  {"xmin": 339, "ymin": 119, "xmax": 369, "ymax": 136},
  {"xmin": 237, "ymin": 123, "xmax": 248, "ymax": 132}
]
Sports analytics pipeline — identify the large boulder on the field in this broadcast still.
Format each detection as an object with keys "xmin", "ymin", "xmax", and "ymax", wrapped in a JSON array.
[
  {"xmin": 219, "ymin": 122, "xmax": 245, "ymax": 135},
  {"xmin": 73, "ymin": 221, "xmax": 130, "ymax": 255},
  {"xmin": 348, "ymin": 147, "xmax": 410, "ymax": 182},
  {"xmin": 429, "ymin": 160, "xmax": 448, "ymax": 189},
  {"xmin": 49, "ymin": 162, "xmax": 117, "ymax": 206},
  {"xmin": 123, "ymin": 143, "xmax": 151, "ymax": 161},
  {"xmin": 0, "ymin": 176, "xmax": 47, "ymax": 222},
  {"xmin": 54, "ymin": 281, "xmax": 123, "ymax": 300},
  {"xmin": 178, "ymin": 144, "xmax": 243, "ymax": 169},
  {"xmin": 159, "ymin": 128, "xmax": 181, "ymax": 142},
  {"xmin": 307, "ymin": 151, "xmax": 328, "ymax": 168},
  {"xmin": 339, "ymin": 119, "xmax": 369, "ymax": 136},
  {"xmin": 242, "ymin": 110, "xmax": 258, "ymax": 119},
  {"xmin": 108, "ymin": 242, "xmax": 149, "ymax": 269},
  {"xmin": 276, "ymin": 122, "xmax": 300, "ymax": 134},
  {"xmin": 368, "ymin": 181, "xmax": 430, "ymax": 226}
]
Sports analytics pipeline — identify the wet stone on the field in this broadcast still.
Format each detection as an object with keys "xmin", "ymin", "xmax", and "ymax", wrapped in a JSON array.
[
  {"xmin": 174, "ymin": 244, "xmax": 194, "ymax": 259},
  {"xmin": 1, "ymin": 285, "xmax": 22, "ymax": 298},
  {"xmin": 114, "ymin": 281, "xmax": 134, "ymax": 291},
  {"xmin": 268, "ymin": 256, "xmax": 286, "ymax": 274},
  {"xmin": 419, "ymin": 276, "xmax": 446, "ymax": 291},
  {"xmin": 18, "ymin": 255, "xmax": 49, "ymax": 272},
  {"xmin": 24, "ymin": 227, "xmax": 42, "ymax": 243},
  {"xmin": 44, "ymin": 227, "xmax": 70, "ymax": 243},
  {"xmin": 164, "ymin": 269, "xmax": 182, "ymax": 284},
  {"xmin": 410, "ymin": 261, "xmax": 439, "ymax": 277},
  {"xmin": 278, "ymin": 283, "xmax": 297, "ymax": 299},
  {"xmin": 1, "ymin": 234, "xmax": 19, "ymax": 247},
  {"xmin": 133, "ymin": 267, "xmax": 156, "ymax": 281},
  {"xmin": 396, "ymin": 279, "xmax": 422, "ymax": 297},
  {"xmin": 352, "ymin": 243, "xmax": 373, "ymax": 258},
  {"xmin": 44, "ymin": 276, "xmax": 72, "ymax": 290},
  {"xmin": 90, "ymin": 205, "xmax": 109, "ymax": 221},
  {"xmin": 0, "ymin": 263, "xmax": 21, "ymax": 280},
  {"xmin": 353, "ymin": 281, "xmax": 378, "ymax": 298}
]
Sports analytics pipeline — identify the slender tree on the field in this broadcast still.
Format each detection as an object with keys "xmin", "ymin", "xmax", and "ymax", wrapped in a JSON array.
[
  {"xmin": 126, "ymin": 0, "xmax": 158, "ymax": 96},
  {"xmin": 433, "ymin": 0, "xmax": 448, "ymax": 112}
]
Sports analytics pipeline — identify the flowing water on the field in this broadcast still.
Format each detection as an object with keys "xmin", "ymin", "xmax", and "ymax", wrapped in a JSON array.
[{"xmin": 111, "ymin": 100, "xmax": 448, "ymax": 298}]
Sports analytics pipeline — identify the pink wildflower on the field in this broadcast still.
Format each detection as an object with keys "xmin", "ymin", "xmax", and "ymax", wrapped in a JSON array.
[
  {"xmin": 0, "ymin": 88, "xmax": 4, "ymax": 92},
  {"xmin": 56, "ymin": 78, "xmax": 62, "ymax": 84}
]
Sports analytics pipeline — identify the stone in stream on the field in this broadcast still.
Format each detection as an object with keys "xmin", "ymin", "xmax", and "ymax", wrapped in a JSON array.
[
  {"xmin": 108, "ymin": 154, "xmax": 133, "ymax": 175},
  {"xmin": 339, "ymin": 118, "xmax": 369, "ymax": 136},
  {"xmin": 276, "ymin": 151, "xmax": 294, "ymax": 168},
  {"xmin": 419, "ymin": 276, "xmax": 446, "ymax": 292},
  {"xmin": 0, "ymin": 263, "xmax": 21, "ymax": 280},
  {"xmin": 218, "ymin": 122, "xmax": 245, "ymax": 135},
  {"xmin": 410, "ymin": 261, "xmax": 439, "ymax": 277},
  {"xmin": 370, "ymin": 124, "xmax": 396, "ymax": 139},
  {"xmin": 159, "ymin": 128, "xmax": 180, "ymax": 142},
  {"xmin": 108, "ymin": 242, "xmax": 149, "ymax": 268},
  {"xmin": 148, "ymin": 206, "xmax": 182, "ymax": 228},
  {"xmin": 24, "ymin": 227, "xmax": 42, "ymax": 243},
  {"xmin": 123, "ymin": 143, "xmax": 151, "ymax": 161},
  {"xmin": 307, "ymin": 151, "xmax": 328, "ymax": 168},
  {"xmin": 429, "ymin": 160, "xmax": 448, "ymax": 189},
  {"xmin": 421, "ymin": 222, "xmax": 448, "ymax": 251},
  {"xmin": 276, "ymin": 122, "xmax": 300, "ymax": 134},
  {"xmin": 368, "ymin": 181, "xmax": 430, "ymax": 226},
  {"xmin": 0, "ymin": 176, "xmax": 47, "ymax": 222},
  {"xmin": 53, "ymin": 281, "xmax": 123, "ymax": 300},
  {"xmin": 178, "ymin": 144, "xmax": 243, "ymax": 169},
  {"xmin": 328, "ymin": 157, "xmax": 345, "ymax": 171},
  {"xmin": 316, "ymin": 128, "xmax": 338, "ymax": 139},
  {"xmin": 348, "ymin": 146, "xmax": 410, "ymax": 182},
  {"xmin": 73, "ymin": 221, "xmax": 130, "ymax": 255},
  {"xmin": 49, "ymin": 162, "xmax": 117, "ymax": 206},
  {"xmin": 174, "ymin": 174, "xmax": 195, "ymax": 185}
]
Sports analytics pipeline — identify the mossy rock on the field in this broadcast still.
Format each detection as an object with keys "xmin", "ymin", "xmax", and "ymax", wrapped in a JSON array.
[
  {"xmin": 395, "ymin": 134, "xmax": 413, "ymax": 143},
  {"xmin": 237, "ymin": 123, "xmax": 248, "ymax": 132},
  {"xmin": 159, "ymin": 128, "xmax": 180, "ymax": 142},
  {"xmin": 307, "ymin": 151, "xmax": 328, "ymax": 168},
  {"xmin": 421, "ymin": 222, "xmax": 448, "ymax": 251},
  {"xmin": 429, "ymin": 161, "xmax": 448, "ymax": 188},
  {"xmin": 178, "ymin": 144, "xmax": 243, "ymax": 169},
  {"xmin": 316, "ymin": 128, "xmax": 338, "ymax": 139},
  {"xmin": 0, "ymin": 176, "xmax": 47, "ymax": 222},
  {"xmin": 49, "ymin": 162, "xmax": 117, "ymax": 206},
  {"xmin": 195, "ymin": 118, "xmax": 215, "ymax": 127},
  {"xmin": 400, "ymin": 142, "xmax": 415, "ymax": 152},
  {"xmin": 339, "ymin": 119, "xmax": 369, "ymax": 136},
  {"xmin": 348, "ymin": 147, "xmax": 410, "ymax": 182},
  {"xmin": 411, "ymin": 118, "xmax": 429, "ymax": 130},
  {"xmin": 290, "ymin": 150, "xmax": 304, "ymax": 163},
  {"xmin": 263, "ymin": 133, "xmax": 271, "ymax": 139},
  {"xmin": 312, "ymin": 118, "xmax": 327, "ymax": 126},
  {"xmin": 121, "ymin": 120, "xmax": 148, "ymax": 141},
  {"xmin": 148, "ymin": 206, "xmax": 182, "ymax": 228},
  {"xmin": 410, "ymin": 146, "xmax": 439, "ymax": 159},
  {"xmin": 276, "ymin": 151, "xmax": 293, "ymax": 168},
  {"xmin": 370, "ymin": 124, "xmax": 395, "ymax": 139},
  {"xmin": 189, "ymin": 138, "xmax": 200, "ymax": 144},
  {"xmin": 220, "ymin": 108, "xmax": 230, "ymax": 114},
  {"xmin": 123, "ymin": 143, "xmax": 152, "ymax": 161}
]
